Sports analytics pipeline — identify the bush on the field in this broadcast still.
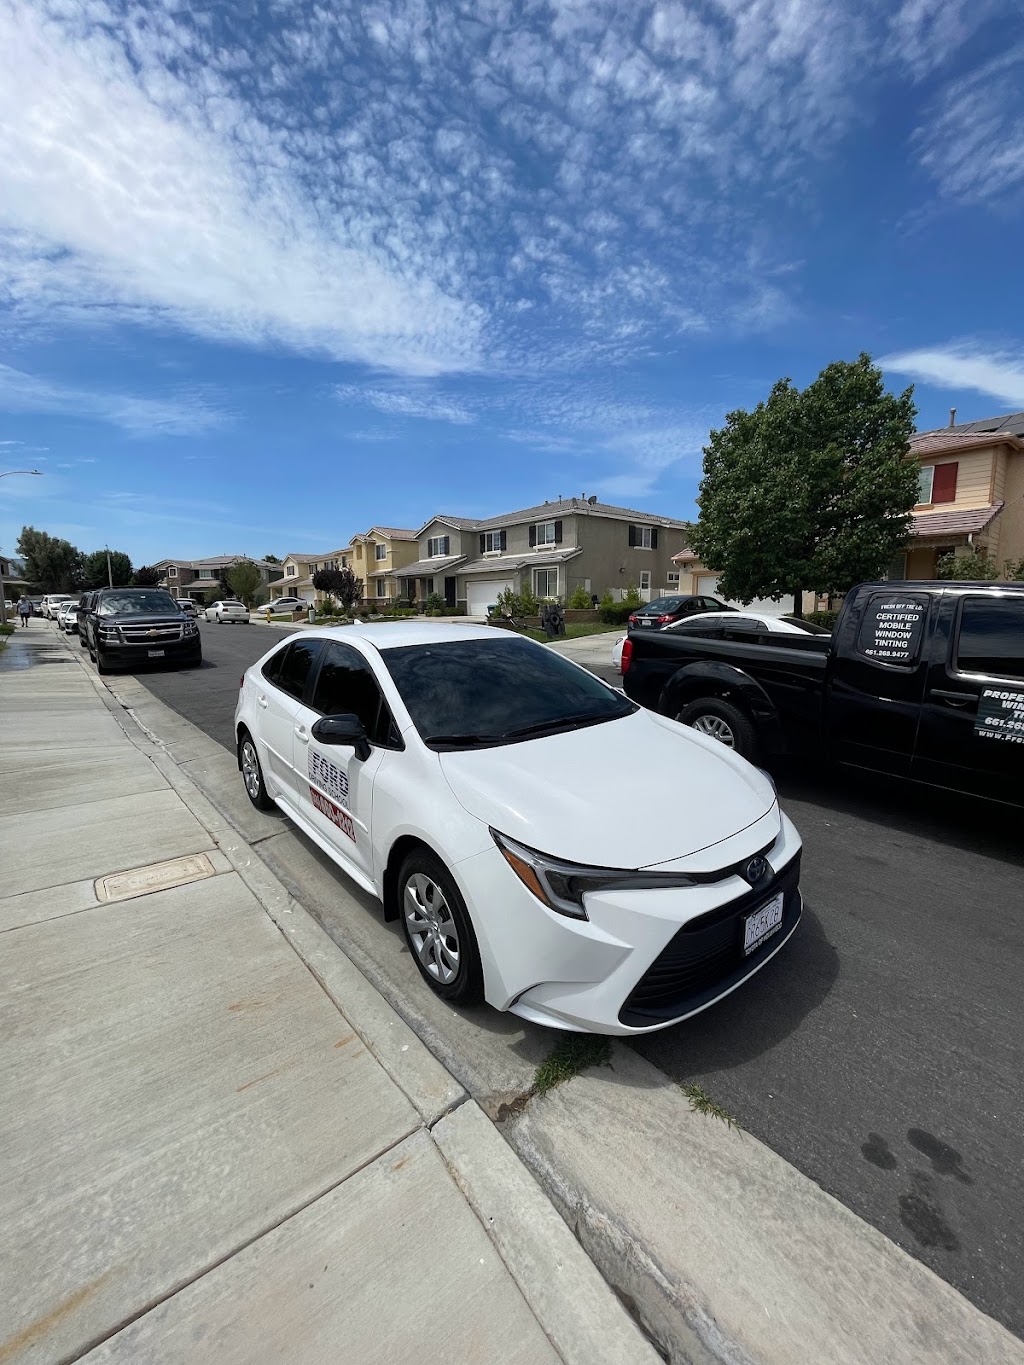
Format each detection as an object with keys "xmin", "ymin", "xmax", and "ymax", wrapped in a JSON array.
[
  {"xmin": 937, "ymin": 548, "xmax": 1000, "ymax": 580},
  {"xmin": 1003, "ymin": 557, "xmax": 1024, "ymax": 582},
  {"xmin": 425, "ymin": 592, "xmax": 446, "ymax": 615},
  {"xmin": 317, "ymin": 595, "xmax": 336, "ymax": 616},
  {"xmin": 623, "ymin": 584, "xmax": 643, "ymax": 607},
  {"xmin": 598, "ymin": 602, "xmax": 636, "ymax": 625},
  {"xmin": 806, "ymin": 609, "xmax": 841, "ymax": 630},
  {"xmin": 567, "ymin": 584, "xmax": 593, "ymax": 610}
]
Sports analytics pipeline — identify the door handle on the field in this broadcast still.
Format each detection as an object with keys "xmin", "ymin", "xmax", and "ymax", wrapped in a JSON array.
[
  {"xmin": 294, "ymin": 726, "xmax": 310, "ymax": 743},
  {"xmin": 257, "ymin": 695, "xmax": 268, "ymax": 708},
  {"xmin": 929, "ymin": 688, "xmax": 975, "ymax": 708}
]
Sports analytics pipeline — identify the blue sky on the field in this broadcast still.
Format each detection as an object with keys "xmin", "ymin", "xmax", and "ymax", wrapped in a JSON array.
[{"xmin": 1, "ymin": 0, "xmax": 1023, "ymax": 566}]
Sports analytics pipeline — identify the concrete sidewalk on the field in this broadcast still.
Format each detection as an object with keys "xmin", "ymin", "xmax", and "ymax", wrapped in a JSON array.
[{"xmin": 0, "ymin": 630, "xmax": 656, "ymax": 1365}]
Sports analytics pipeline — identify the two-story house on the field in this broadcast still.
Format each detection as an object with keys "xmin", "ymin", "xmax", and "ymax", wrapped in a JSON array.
[
  {"xmin": 269, "ymin": 549, "xmax": 349, "ymax": 603},
  {"xmin": 154, "ymin": 555, "xmax": 283, "ymax": 603},
  {"xmin": 353, "ymin": 527, "xmax": 419, "ymax": 601},
  {"xmin": 395, "ymin": 499, "xmax": 691, "ymax": 613},
  {"xmin": 895, "ymin": 411, "xmax": 1024, "ymax": 579}
]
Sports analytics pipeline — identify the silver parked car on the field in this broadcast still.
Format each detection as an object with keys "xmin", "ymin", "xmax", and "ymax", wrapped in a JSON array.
[{"xmin": 205, "ymin": 599, "xmax": 250, "ymax": 625}]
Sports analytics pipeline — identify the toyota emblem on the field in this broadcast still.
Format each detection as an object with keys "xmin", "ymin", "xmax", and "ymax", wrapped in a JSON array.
[{"xmin": 743, "ymin": 856, "xmax": 768, "ymax": 885}]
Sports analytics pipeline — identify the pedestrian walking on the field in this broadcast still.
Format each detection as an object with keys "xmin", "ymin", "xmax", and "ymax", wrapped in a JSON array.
[{"xmin": 17, "ymin": 597, "xmax": 32, "ymax": 627}]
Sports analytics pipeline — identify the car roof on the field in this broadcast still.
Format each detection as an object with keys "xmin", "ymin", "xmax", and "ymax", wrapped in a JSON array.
[{"xmin": 303, "ymin": 622, "xmax": 510, "ymax": 650}]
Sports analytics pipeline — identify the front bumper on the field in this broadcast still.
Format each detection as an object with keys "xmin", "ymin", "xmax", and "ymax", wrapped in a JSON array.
[
  {"xmin": 97, "ymin": 636, "xmax": 201, "ymax": 665},
  {"xmin": 457, "ymin": 813, "xmax": 803, "ymax": 1035}
]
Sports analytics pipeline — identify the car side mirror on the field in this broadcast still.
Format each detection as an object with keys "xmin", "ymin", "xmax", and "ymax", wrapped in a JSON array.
[{"xmin": 311, "ymin": 713, "xmax": 371, "ymax": 761}]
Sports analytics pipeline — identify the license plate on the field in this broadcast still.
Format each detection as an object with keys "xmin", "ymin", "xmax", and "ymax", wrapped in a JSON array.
[
  {"xmin": 639, "ymin": 619, "xmax": 653, "ymax": 627},
  {"xmin": 147, "ymin": 649, "xmax": 165, "ymax": 658},
  {"xmin": 743, "ymin": 892, "xmax": 784, "ymax": 955}
]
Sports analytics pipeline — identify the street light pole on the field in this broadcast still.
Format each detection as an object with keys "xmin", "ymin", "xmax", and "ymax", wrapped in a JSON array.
[{"xmin": 0, "ymin": 470, "xmax": 43, "ymax": 626}]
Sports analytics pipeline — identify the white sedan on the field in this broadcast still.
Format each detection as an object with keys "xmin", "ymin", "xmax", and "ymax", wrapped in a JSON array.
[
  {"xmin": 56, "ymin": 601, "xmax": 81, "ymax": 632},
  {"xmin": 612, "ymin": 610, "xmax": 827, "ymax": 671},
  {"xmin": 235, "ymin": 623, "xmax": 802, "ymax": 1035},
  {"xmin": 205, "ymin": 599, "xmax": 250, "ymax": 624}
]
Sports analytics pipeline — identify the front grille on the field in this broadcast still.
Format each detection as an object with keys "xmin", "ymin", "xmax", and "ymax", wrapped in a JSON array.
[
  {"xmin": 116, "ymin": 622, "xmax": 184, "ymax": 643},
  {"xmin": 618, "ymin": 854, "xmax": 801, "ymax": 1028}
]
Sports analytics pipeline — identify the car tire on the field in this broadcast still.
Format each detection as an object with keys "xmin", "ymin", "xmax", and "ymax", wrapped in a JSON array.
[
  {"xmin": 676, "ymin": 697, "xmax": 757, "ymax": 760},
  {"xmin": 239, "ymin": 730, "xmax": 275, "ymax": 810},
  {"xmin": 398, "ymin": 849, "xmax": 484, "ymax": 1006},
  {"xmin": 95, "ymin": 648, "xmax": 111, "ymax": 675}
]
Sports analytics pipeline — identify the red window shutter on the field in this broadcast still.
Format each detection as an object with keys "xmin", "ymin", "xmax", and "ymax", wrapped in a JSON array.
[{"xmin": 932, "ymin": 462, "xmax": 958, "ymax": 503}]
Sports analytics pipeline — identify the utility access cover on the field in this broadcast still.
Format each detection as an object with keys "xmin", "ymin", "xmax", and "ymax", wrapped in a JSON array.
[{"xmin": 95, "ymin": 852, "xmax": 217, "ymax": 904}]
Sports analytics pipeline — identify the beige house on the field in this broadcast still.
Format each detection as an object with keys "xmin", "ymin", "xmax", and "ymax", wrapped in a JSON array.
[
  {"xmin": 270, "ymin": 550, "xmax": 348, "ymax": 603},
  {"xmin": 153, "ymin": 555, "xmax": 283, "ymax": 604},
  {"xmin": 344, "ymin": 528, "xmax": 418, "ymax": 602},
  {"xmin": 894, "ymin": 415, "xmax": 1024, "ymax": 579}
]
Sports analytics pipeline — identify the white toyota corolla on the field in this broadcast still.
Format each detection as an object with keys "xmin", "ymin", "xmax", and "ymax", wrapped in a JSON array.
[{"xmin": 235, "ymin": 623, "xmax": 802, "ymax": 1034}]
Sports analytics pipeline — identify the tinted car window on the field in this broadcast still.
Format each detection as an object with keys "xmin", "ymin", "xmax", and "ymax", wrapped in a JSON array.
[
  {"xmin": 643, "ymin": 596, "xmax": 684, "ymax": 613},
  {"xmin": 956, "ymin": 598, "xmax": 1024, "ymax": 680},
  {"xmin": 382, "ymin": 636, "xmax": 634, "ymax": 748},
  {"xmin": 310, "ymin": 642, "xmax": 396, "ymax": 745},
  {"xmin": 722, "ymin": 617, "xmax": 767, "ymax": 639},
  {"xmin": 96, "ymin": 591, "xmax": 179, "ymax": 616},
  {"xmin": 261, "ymin": 645, "xmax": 287, "ymax": 684},
  {"xmin": 666, "ymin": 618, "xmax": 724, "ymax": 638},
  {"xmin": 274, "ymin": 639, "xmax": 323, "ymax": 701}
]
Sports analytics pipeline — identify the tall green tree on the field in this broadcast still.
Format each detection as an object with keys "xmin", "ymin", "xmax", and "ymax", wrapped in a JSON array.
[
  {"xmin": 133, "ymin": 565, "xmax": 161, "ymax": 586},
  {"xmin": 226, "ymin": 559, "xmax": 263, "ymax": 606},
  {"xmin": 16, "ymin": 526, "xmax": 84, "ymax": 592},
  {"xmin": 263, "ymin": 553, "xmax": 281, "ymax": 564},
  {"xmin": 691, "ymin": 355, "xmax": 918, "ymax": 616},
  {"xmin": 82, "ymin": 549, "xmax": 134, "ymax": 588}
]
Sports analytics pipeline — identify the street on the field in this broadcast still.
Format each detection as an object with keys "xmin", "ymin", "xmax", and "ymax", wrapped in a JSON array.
[{"xmin": 127, "ymin": 619, "xmax": 1024, "ymax": 1337}]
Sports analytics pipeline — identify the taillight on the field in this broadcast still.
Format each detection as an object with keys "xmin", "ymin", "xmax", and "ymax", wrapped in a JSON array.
[
  {"xmin": 628, "ymin": 614, "xmax": 637, "ymax": 626},
  {"xmin": 621, "ymin": 639, "xmax": 633, "ymax": 673},
  {"xmin": 657, "ymin": 614, "xmax": 672, "ymax": 624}
]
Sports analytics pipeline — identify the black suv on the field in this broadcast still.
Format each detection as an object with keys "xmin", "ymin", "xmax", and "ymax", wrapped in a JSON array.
[{"xmin": 82, "ymin": 588, "xmax": 202, "ymax": 673}]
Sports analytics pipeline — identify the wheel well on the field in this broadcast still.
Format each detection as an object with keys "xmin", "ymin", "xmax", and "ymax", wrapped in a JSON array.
[
  {"xmin": 662, "ymin": 680, "xmax": 747, "ymax": 720},
  {"xmin": 381, "ymin": 835, "xmax": 434, "ymax": 923},
  {"xmin": 235, "ymin": 723, "xmax": 250, "ymax": 770}
]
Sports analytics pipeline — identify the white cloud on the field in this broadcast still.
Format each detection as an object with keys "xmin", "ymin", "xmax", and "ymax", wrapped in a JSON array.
[
  {"xmin": 335, "ymin": 385, "xmax": 474, "ymax": 424},
  {"xmin": 882, "ymin": 342, "xmax": 1024, "ymax": 406},
  {"xmin": 0, "ymin": 363, "xmax": 226, "ymax": 435}
]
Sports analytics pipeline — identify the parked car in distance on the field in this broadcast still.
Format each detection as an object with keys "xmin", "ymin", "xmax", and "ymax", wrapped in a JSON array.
[
  {"xmin": 42, "ymin": 594, "xmax": 78, "ymax": 620},
  {"xmin": 81, "ymin": 587, "xmax": 202, "ymax": 674},
  {"xmin": 263, "ymin": 596, "xmax": 307, "ymax": 613},
  {"xmin": 621, "ymin": 581, "xmax": 1024, "ymax": 804},
  {"xmin": 612, "ymin": 610, "xmax": 824, "ymax": 671},
  {"xmin": 235, "ymin": 623, "xmax": 802, "ymax": 1034},
  {"xmin": 56, "ymin": 601, "xmax": 80, "ymax": 632},
  {"xmin": 627, "ymin": 594, "xmax": 735, "ymax": 630},
  {"xmin": 176, "ymin": 599, "xmax": 199, "ymax": 618},
  {"xmin": 205, "ymin": 599, "xmax": 250, "ymax": 624},
  {"xmin": 76, "ymin": 591, "xmax": 99, "ymax": 646}
]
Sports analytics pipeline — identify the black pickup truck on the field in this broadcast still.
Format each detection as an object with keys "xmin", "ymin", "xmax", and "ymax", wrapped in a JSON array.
[{"xmin": 621, "ymin": 581, "xmax": 1024, "ymax": 803}]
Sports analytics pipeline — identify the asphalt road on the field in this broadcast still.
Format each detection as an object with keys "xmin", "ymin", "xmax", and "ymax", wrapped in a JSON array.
[{"xmin": 123, "ymin": 619, "xmax": 1024, "ymax": 1336}]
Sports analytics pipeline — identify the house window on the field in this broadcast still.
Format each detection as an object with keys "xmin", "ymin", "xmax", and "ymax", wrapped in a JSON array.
[
  {"xmin": 375, "ymin": 543, "xmax": 387, "ymax": 561},
  {"xmin": 533, "ymin": 522, "xmax": 556, "ymax": 546},
  {"xmin": 341, "ymin": 556, "xmax": 348, "ymax": 569},
  {"xmin": 629, "ymin": 524, "xmax": 658, "ymax": 549},
  {"xmin": 198, "ymin": 569, "xmax": 215, "ymax": 579},
  {"xmin": 287, "ymin": 564, "xmax": 296, "ymax": 576},
  {"xmin": 356, "ymin": 544, "xmax": 363, "ymax": 560},
  {"xmin": 667, "ymin": 571, "xmax": 680, "ymax": 585},
  {"xmin": 427, "ymin": 536, "xmax": 450, "ymax": 558},
  {"xmin": 167, "ymin": 565, "xmax": 178, "ymax": 578},
  {"xmin": 917, "ymin": 466, "xmax": 934, "ymax": 504},
  {"xmin": 887, "ymin": 553, "xmax": 908, "ymax": 580},
  {"xmin": 534, "ymin": 567, "xmax": 558, "ymax": 598},
  {"xmin": 481, "ymin": 530, "xmax": 506, "ymax": 554}
]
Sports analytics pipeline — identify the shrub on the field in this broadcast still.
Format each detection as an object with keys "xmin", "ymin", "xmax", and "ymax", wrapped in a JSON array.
[
  {"xmin": 567, "ymin": 584, "xmax": 593, "ymax": 609},
  {"xmin": 317, "ymin": 595, "xmax": 336, "ymax": 616},
  {"xmin": 806, "ymin": 609, "xmax": 841, "ymax": 630},
  {"xmin": 937, "ymin": 548, "xmax": 1000, "ymax": 580},
  {"xmin": 598, "ymin": 602, "xmax": 636, "ymax": 625},
  {"xmin": 425, "ymin": 592, "xmax": 446, "ymax": 615},
  {"xmin": 1003, "ymin": 557, "xmax": 1024, "ymax": 582},
  {"xmin": 623, "ymin": 584, "xmax": 643, "ymax": 607}
]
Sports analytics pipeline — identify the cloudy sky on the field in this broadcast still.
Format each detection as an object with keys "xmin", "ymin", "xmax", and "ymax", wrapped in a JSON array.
[{"xmin": 0, "ymin": 0, "xmax": 1021, "ymax": 563}]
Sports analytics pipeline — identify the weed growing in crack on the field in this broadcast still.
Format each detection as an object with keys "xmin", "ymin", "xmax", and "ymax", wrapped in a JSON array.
[
  {"xmin": 533, "ymin": 1036, "xmax": 612, "ymax": 1095},
  {"xmin": 679, "ymin": 1083, "xmax": 741, "ymax": 1131}
]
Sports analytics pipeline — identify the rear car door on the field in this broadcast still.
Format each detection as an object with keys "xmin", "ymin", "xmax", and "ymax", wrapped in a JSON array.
[
  {"xmin": 825, "ymin": 588, "xmax": 932, "ymax": 774},
  {"xmin": 291, "ymin": 641, "xmax": 402, "ymax": 883},
  {"xmin": 255, "ymin": 638, "xmax": 324, "ymax": 804},
  {"xmin": 912, "ymin": 590, "xmax": 1024, "ymax": 802}
]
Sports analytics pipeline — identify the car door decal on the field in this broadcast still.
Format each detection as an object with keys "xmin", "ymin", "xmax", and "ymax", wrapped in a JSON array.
[
  {"xmin": 974, "ymin": 687, "xmax": 1024, "ymax": 744},
  {"xmin": 307, "ymin": 748, "xmax": 356, "ymax": 841}
]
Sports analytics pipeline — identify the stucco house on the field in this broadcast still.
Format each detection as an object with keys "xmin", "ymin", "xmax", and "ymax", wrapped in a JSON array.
[
  {"xmin": 154, "ymin": 555, "xmax": 283, "ymax": 604},
  {"xmin": 395, "ymin": 498, "xmax": 691, "ymax": 613},
  {"xmin": 343, "ymin": 528, "xmax": 419, "ymax": 602}
]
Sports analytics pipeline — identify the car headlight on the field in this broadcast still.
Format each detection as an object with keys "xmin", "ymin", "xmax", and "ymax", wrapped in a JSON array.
[
  {"xmin": 491, "ymin": 830, "xmax": 709, "ymax": 921},
  {"xmin": 183, "ymin": 619, "xmax": 198, "ymax": 635}
]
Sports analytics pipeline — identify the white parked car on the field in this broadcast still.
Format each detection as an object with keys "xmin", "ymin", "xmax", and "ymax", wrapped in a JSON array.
[
  {"xmin": 235, "ymin": 624, "xmax": 802, "ymax": 1035},
  {"xmin": 263, "ymin": 596, "xmax": 307, "ymax": 614},
  {"xmin": 612, "ymin": 610, "xmax": 828, "ymax": 671},
  {"xmin": 56, "ymin": 600, "xmax": 81, "ymax": 632},
  {"xmin": 43, "ymin": 594, "xmax": 78, "ymax": 620},
  {"xmin": 205, "ymin": 600, "xmax": 250, "ymax": 625}
]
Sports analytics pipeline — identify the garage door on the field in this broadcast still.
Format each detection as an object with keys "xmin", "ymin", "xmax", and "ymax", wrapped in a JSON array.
[
  {"xmin": 696, "ymin": 575, "xmax": 788, "ymax": 618},
  {"xmin": 466, "ymin": 578, "xmax": 514, "ymax": 616}
]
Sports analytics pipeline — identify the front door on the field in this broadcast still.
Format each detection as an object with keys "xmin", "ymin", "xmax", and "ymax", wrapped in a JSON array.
[
  {"xmin": 912, "ymin": 591, "xmax": 1024, "ymax": 802},
  {"xmin": 293, "ymin": 640, "xmax": 398, "ymax": 885},
  {"xmin": 444, "ymin": 576, "xmax": 457, "ymax": 608}
]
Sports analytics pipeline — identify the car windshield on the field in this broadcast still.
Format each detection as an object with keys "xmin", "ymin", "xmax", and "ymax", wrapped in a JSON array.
[
  {"xmin": 97, "ymin": 591, "xmax": 179, "ymax": 616},
  {"xmin": 641, "ymin": 597, "xmax": 684, "ymax": 612},
  {"xmin": 381, "ymin": 636, "xmax": 635, "ymax": 749}
]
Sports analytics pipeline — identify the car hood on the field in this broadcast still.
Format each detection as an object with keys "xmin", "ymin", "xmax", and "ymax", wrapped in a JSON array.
[
  {"xmin": 99, "ymin": 613, "xmax": 187, "ymax": 625},
  {"xmin": 439, "ymin": 708, "xmax": 777, "ymax": 868}
]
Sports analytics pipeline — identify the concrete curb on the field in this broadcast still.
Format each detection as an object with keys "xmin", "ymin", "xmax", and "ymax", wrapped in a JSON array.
[{"xmin": 50, "ymin": 628, "xmax": 659, "ymax": 1365}]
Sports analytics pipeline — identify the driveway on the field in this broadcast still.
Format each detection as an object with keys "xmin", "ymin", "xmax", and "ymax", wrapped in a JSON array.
[{"xmin": 106, "ymin": 618, "xmax": 1024, "ymax": 1337}]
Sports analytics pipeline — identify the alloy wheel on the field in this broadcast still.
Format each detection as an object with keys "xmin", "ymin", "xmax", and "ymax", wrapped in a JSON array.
[
  {"xmin": 404, "ymin": 872, "xmax": 460, "ymax": 984},
  {"xmin": 691, "ymin": 714, "xmax": 736, "ymax": 747},
  {"xmin": 241, "ymin": 740, "xmax": 262, "ymax": 800}
]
